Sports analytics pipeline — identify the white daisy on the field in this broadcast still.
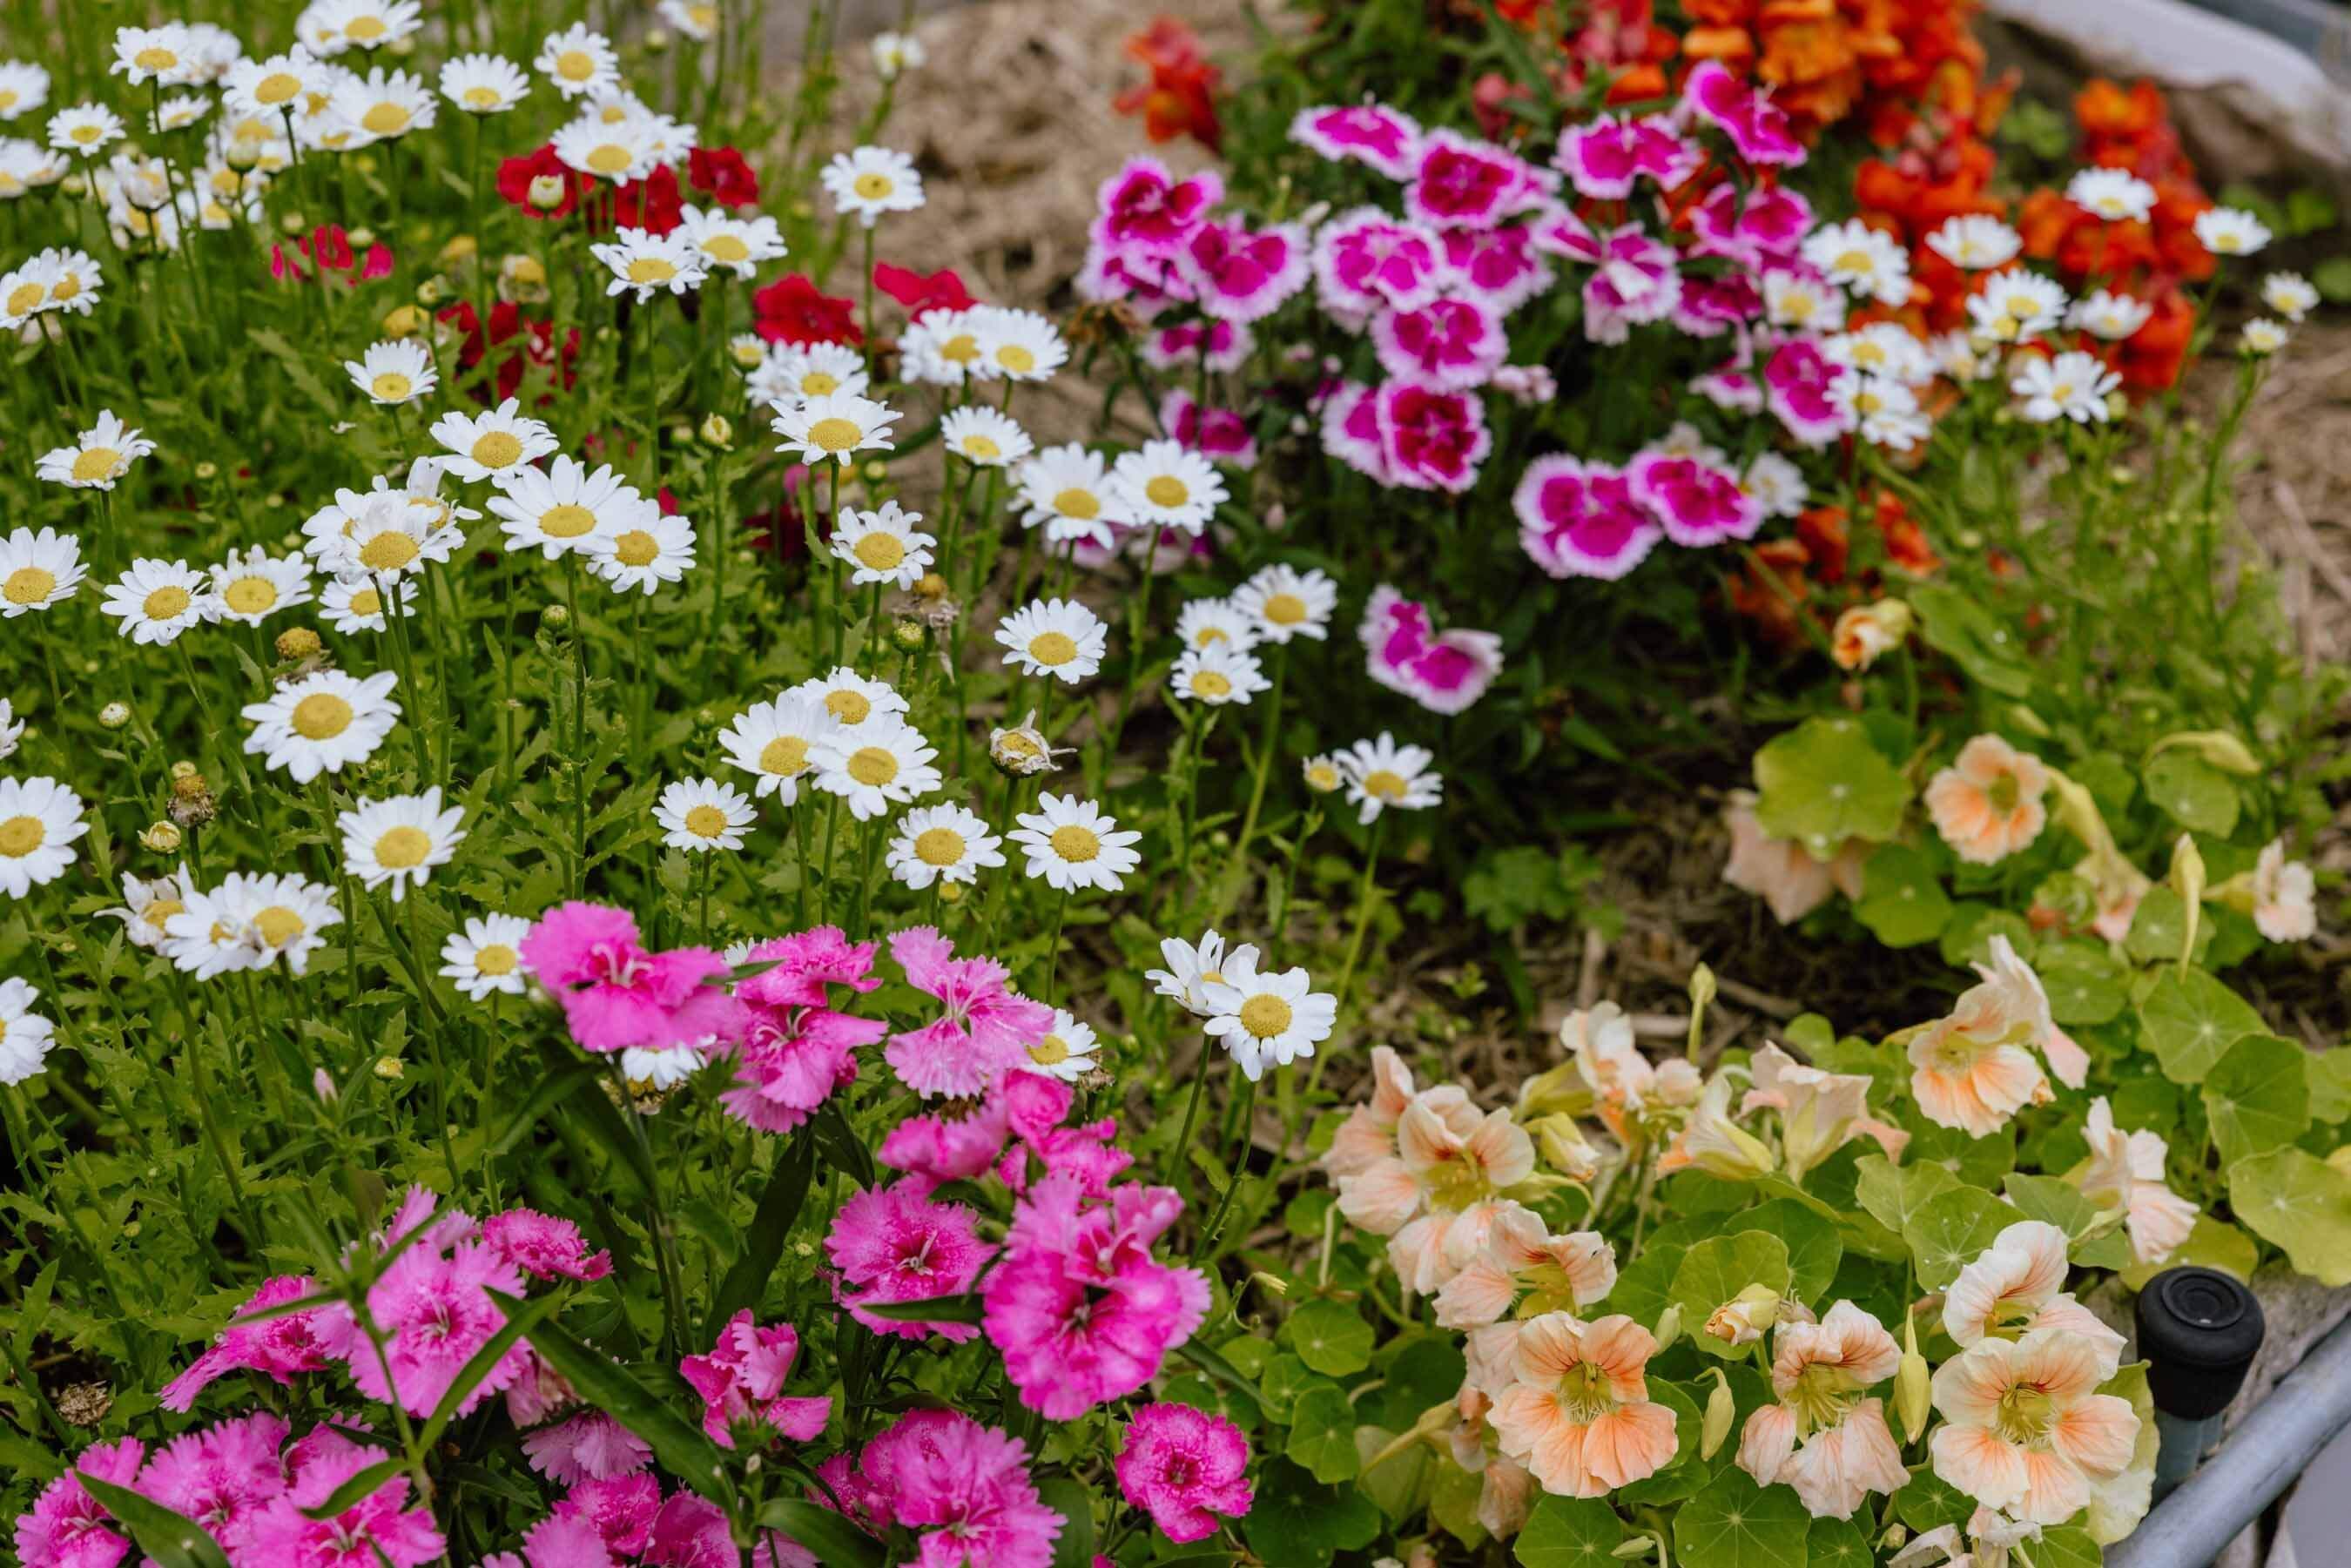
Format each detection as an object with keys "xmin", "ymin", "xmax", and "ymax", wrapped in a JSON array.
[
  {"xmin": 1014, "ymin": 443, "xmax": 1135, "ymax": 548},
  {"xmin": 792, "ymin": 667, "xmax": 908, "ymax": 730},
  {"xmin": 940, "ymin": 406, "xmax": 1033, "ymax": 468},
  {"xmin": 440, "ymin": 913, "xmax": 533, "ymax": 1000},
  {"xmin": 0, "ymin": 977, "xmax": 51, "ymax": 1084},
  {"xmin": 1021, "ymin": 1008, "xmax": 1099, "ymax": 1081},
  {"xmin": 216, "ymin": 871, "xmax": 342, "ymax": 975},
  {"xmin": 2241, "ymin": 318, "xmax": 2289, "ymax": 356},
  {"xmin": 2194, "ymin": 206, "xmax": 2271, "ymax": 258},
  {"xmin": 36, "ymin": 411, "xmax": 155, "ymax": 490},
  {"xmin": 320, "ymin": 575, "xmax": 417, "ymax": 635},
  {"xmin": 871, "ymin": 30, "xmax": 926, "ymax": 80},
  {"xmin": 1841, "ymin": 373, "xmax": 1931, "ymax": 452},
  {"xmin": 1337, "ymin": 733, "xmax": 1443, "ymax": 825},
  {"xmin": 621, "ymin": 1043, "xmax": 705, "ymax": 1089},
  {"xmin": 536, "ymin": 24, "xmax": 620, "ymax": 98},
  {"xmin": 749, "ymin": 341, "xmax": 868, "ymax": 407},
  {"xmin": 241, "ymin": 669, "xmax": 401, "ymax": 783},
  {"xmin": 333, "ymin": 66, "xmax": 434, "ymax": 143},
  {"xmin": 487, "ymin": 455, "xmax": 650, "ymax": 560},
  {"xmin": 1740, "ymin": 452, "xmax": 1809, "ymax": 519},
  {"xmin": 207, "ymin": 546, "xmax": 313, "ymax": 626},
  {"xmin": 0, "ymin": 528, "xmax": 84, "ymax": 617},
  {"xmin": 112, "ymin": 24, "xmax": 201, "ymax": 87},
  {"xmin": 0, "ymin": 699, "xmax": 18, "ymax": 760},
  {"xmin": 969, "ymin": 306, "xmax": 1070, "ymax": 383},
  {"xmin": 899, "ymin": 307, "xmax": 986, "ymax": 386},
  {"xmin": 429, "ymin": 397, "xmax": 559, "ymax": 486},
  {"xmin": 1823, "ymin": 323, "xmax": 1934, "ymax": 386},
  {"xmin": 2261, "ymin": 272, "xmax": 2320, "ymax": 323},
  {"xmin": 0, "ymin": 62, "xmax": 51, "ymax": 122},
  {"xmin": 2011, "ymin": 349, "xmax": 2119, "ymax": 425},
  {"xmin": 1761, "ymin": 270, "xmax": 1846, "ymax": 333},
  {"xmin": 677, "ymin": 205, "xmax": 785, "ymax": 279},
  {"xmin": 587, "ymin": 510, "xmax": 697, "ymax": 595},
  {"xmin": 1170, "ymin": 642, "xmax": 1269, "ymax": 706},
  {"xmin": 1173, "ymin": 597, "xmax": 1259, "ymax": 655},
  {"xmin": 150, "ymin": 96, "xmax": 211, "ymax": 133},
  {"xmin": 161, "ymin": 877, "xmax": 260, "ymax": 980},
  {"xmin": 830, "ymin": 500, "xmax": 933, "ymax": 589},
  {"xmin": 1202, "ymin": 951, "xmax": 1337, "ymax": 1081},
  {"xmin": 718, "ymin": 693, "xmax": 839, "ymax": 804},
  {"xmin": 2065, "ymin": 168, "xmax": 2156, "ymax": 224},
  {"xmin": 809, "ymin": 713, "xmax": 941, "ymax": 821},
  {"xmin": 655, "ymin": 777, "xmax": 756, "ymax": 852},
  {"xmin": 1929, "ymin": 330, "xmax": 1995, "ymax": 383},
  {"xmin": 1801, "ymin": 219, "xmax": 1911, "ymax": 308},
  {"xmin": 344, "ymin": 338, "xmax": 438, "ymax": 405},
  {"xmin": 1923, "ymin": 214, "xmax": 2021, "ymax": 271},
  {"xmin": 300, "ymin": 471, "xmax": 472, "ymax": 577},
  {"xmin": 339, "ymin": 787, "xmax": 466, "ymax": 900},
  {"xmin": 48, "ymin": 104, "xmax": 125, "ymax": 157},
  {"xmin": 1300, "ymin": 753, "xmax": 1344, "ymax": 794},
  {"xmin": 657, "ymin": 0, "xmax": 721, "ymax": 40},
  {"xmin": 551, "ymin": 113, "xmax": 654, "ymax": 182},
  {"xmin": 1145, "ymin": 928, "xmax": 1258, "ymax": 1015},
  {"xmin": 179, "ymin": 24, "xmax": 243, "ymax": 84},
  {"xmin": 99, "ymin": 558, "xmax": 212, "ymax": 645},
  {"xmin": 1111, "ymin": 441, "xmax": 1225, "ymax": 535},
  {"xmin": 820, "ymin": 144, "xmax": 923, "ymax": 227},
  {"xmin": 226, "ymin": 51, "xmax": 321, "ymax": 118},
  {"xmin": 885, "ymin": 803, "xmax": 1004, "ymax": 890},
  {"xmin": 1232, "ymin": 563, "xmax": 1337, "ymax": 643},
  {"xmin": 0, "ymin": 138, "xmax": 61, "ymax": 199},
  {"xmin": 0, "ymin": 777, "xmax": 85, "ymax": 898},
  {"xmin": 102, "ymin": 866, "xmax": 194, "ymax": 951},
  {"xmin": 1966, "ymin": 269, "xmax": 2068, "ymax": 344},
  {"xmin": 32, "ymin": 247, "xmax": 101, "ymax": 315},
  {"xmin": 1008, "ymin": 792, "xmax": 1142, "ymax": 893},
  {"xmin": 303, "ymin": 0, "xmax": 422, "ymax": 54},
  {"xmin": 772, "ymin": 392, "xmax": 899, "ymax": 468},
  {"xmin": 440, "ymin": 53, "xmax": 529, "ymax": 114},
  {"xmin": 591, "ymin": 225, "xmax": 709, "ymax": 302},
  {"xmin": 996, "ymin": 598, "xmax": 1108, "ymax": 683},
  {"xmin": 2067, "ymin": 290, "xmax": 2152, "ymax": 341}
]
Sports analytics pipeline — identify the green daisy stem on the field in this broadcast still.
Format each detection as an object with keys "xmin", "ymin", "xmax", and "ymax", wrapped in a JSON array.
[{"xmin": 1196, "ymin": 1072, "xmax": 1258, "ymax": 1262}]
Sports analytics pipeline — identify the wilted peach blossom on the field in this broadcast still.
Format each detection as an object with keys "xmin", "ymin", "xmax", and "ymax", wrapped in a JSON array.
[
  {"xmin": 1943, "ymin": 1221, "xmax": 2126, "ymax": 1376},
  {"xmin": 1929, "ymin": 1327, "xmax": 2139, "ymax": 1525},
  {"xmin": 1830, "ymin": 597, "xmax": 1913, "ymax": 670},
  {"xmin": 1434, "ymin": 1201, "xmax": 1616, "ymax": 1329},
  {"xmin": 1489, "ymin": 1313, "xmax": 1679, "ymax": 1498},
  {"xmin": 1655, "ymin": 1072, "xmax": 1775, "ymax": 1179},
  {"xmin": 1926, "ymin": 735, "xmax": 2051, "ymax": 865},
  {"xmin": 1322, "ymin": 1044, "xmax": 1418, "ymax": 1179},
  {"xmin": 1737, "ymin": 1301, "xmax": 1909, "ymax": 1518},
  {"xmin": 1742, "ymin": 1042, "xmax": 1909, "ymax": 1178},
  {"xmin": 1722, "ymin": 789, "xmax": 1868, "ymax": 924},
  {"xmin": 1566, "ymin": 1001, "xmax": 1702, "ymax": 1145},
  {"xmin": 2077, "ymin": 1098, "xmax": 2198, "ymax": 1266}
]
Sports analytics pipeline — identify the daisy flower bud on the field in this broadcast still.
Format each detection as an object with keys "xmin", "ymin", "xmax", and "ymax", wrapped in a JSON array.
[
  {"xmin": 98, "ymin": 703, "xmax": 130, "ymax": 730},
  {"xmin": 1300, "ymin": 753, "xmax": 1344, "ymax": 793},
  {"xmin": 139, "ymin": 821, "xmax": 181, "ymax": 853},
  {"xmin": 169, "ymin": 760, "xmax": 197, "ymax": 781},
  {"xmin": 892, "ymin": 620, "xmax": 925, "ymax": 650},
  {"xmin": 374, "ymin": 1056, "xmax": 405, "ymax": 1080},
  {"xmin": 528, "ymin": 173, "xmax": 565, "ymax": 210},
  {"xmin": 699, "ymin": 414, "xmax": 732, "ymax": 449}
]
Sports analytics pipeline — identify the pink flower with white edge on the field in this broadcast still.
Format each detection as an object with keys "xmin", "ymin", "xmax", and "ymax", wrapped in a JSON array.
[
  {"xmin": 1492, "ymin": 363, "xmax": 1557, "ymax": 404},
  {"xmin": 1073, "ymin": 239, "xmax": 1193, "ymax": 320},
  {"xmin": 1176, "ymin": 219, "xmax": 1310, "ymax": 323},
  {"xmin": 1371, "ymin": 295, "xmax": 1508, "ymax": 389},
  {"xmin": 1673, "ymin": 273, "xmax": 1766, "ymax": 337},
  {"xmin": 1554, "ymin": 114, "xmax": 1699, "ymax": 199},
  {"xmin": 1691, "ymin": 184, "xmax": 1815, "ymax": 267},
  {"xmin": 1514, "ymin": 455, "xmax": 1662, "ymax": 581},
  {"xmin": 1139, "ymin": 317, "xmax": 1251, "ymax": 373},
  {"xmin": 1406, "ymin": 129, "xmax": 1553, "ymax": 232},
  {"xmin": 1359, "ymin": 585, "xmax": 1504, "ymax": 714},
  {"xmin": 1681, "ymin": 59, "xmax": 1806, "ymax": 166},
  {"xmin": 1318, "ymin": 380, "xmax": 1392, "ymax": 484},
  {"xmin": 1313, "ymin": 207, "xmax": 1446, "ymax": 314},
  {"xmin": 1290, "ymin": 101, "xmax": 1424, "ymax": 178},
  {"xmin": 1438, "ymin": 224, "xmax": 1553, "ymax": 314},
  {"xmin": 1159, "ymin": 389, "xmax": 1259, "ymax": 468},
  {"xmin": 1581, "ymin": 225, "xmax": 1682, "ymax": 342},
  {"xmin": 1528, "ymin": 205, "xmax": 1602, "ymax": 264},
  {"xmin": 1627, "ymin": 450, "xmax": 1762, "ymax": 548},
  {"xmin": 1375, "ymin": 380, "xmax": 1491, "ymax": 494},
  {"xmin": 1090, "ymin": 155, "xmax": 1223, "ymax": 258},
  {"xmin": 678, "ymin": 1311, "xmax": 832, "ymax": 1448},
  {"xmin": 1763, "ymin": 336, "xmax": 1854, "ymax": 448},
  {"xmin": 1694, "ymin": 361, "xmax": 1765, "ymax": 414}
]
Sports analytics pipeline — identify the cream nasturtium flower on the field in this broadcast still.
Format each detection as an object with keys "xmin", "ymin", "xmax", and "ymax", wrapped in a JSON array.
[
  {"xmin": 1736, "ymin": 1300, "xmax": 1908, "ymax": 1518},
  {"xmin": 1929, "ymin": 1327, "xmax": 2139, "ymax": 1526}
]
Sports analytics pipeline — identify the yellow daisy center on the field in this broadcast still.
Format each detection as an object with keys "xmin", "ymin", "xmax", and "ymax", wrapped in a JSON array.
[
  {"xmin": 348, "ymin": 587, "xmax": 383, "ymax": 616},
  {"xmin": 825, "ymin": 690, "xmax": 870, "ymax": 724},
  {"xmin": 1049, "ymin": 824, "xmax": 1100, "ymax": 863},
  {"xmin": 223, "ymin": 576, "xmax": 279, "ymax": 616},
  {"xmin": 612, "ymin": 530, "xmax": 659, "ymax": 568},
  {"xmin": 471, "ymin": 430, "xmax": 524, "ymax": 468},
  {"xmin": 0, "ymin": 815, "xmax": 44, "ymax": 857},
  {"xmin": 585, "ymin": 143, "xmax": 633, "ymax": 176},
  {"xmin": 3, "ymin": 566, "xmax": 56, "ymax": 605},
  {"xmin": 1027, "ymin": 631, "xmax": 1078, "ymax": 667},
  {"xmin": 346, "ymin": 14, "xmax": 388, "ymax": 41},
  {"xmin": 913, "ymin": 827, "xmax": 964, "ymax": 867},
  {"xmin": 373, "ymin": 825, "xmax": 432, "ymax": 868},
  {"xmin": 71, "ymin": 124, "xmax": 101, "ymax": 145},
  {"xmin": 134, "ymin": 46, "xmax": 179, "ymax": 71},
  {"xmin": 758, "ymin": 735, "xmax": 810, "ymax": 777},
  {"xmin": 1238, "ymin": 993, "xmax": 1294, "ymax": 1040},
  {"xmin": 1144, "ymin": 474, "xmax": 1189, "ymax": 508},
  {"xmin": 462, "ymin": 85, "xmax": 502, "ymax": 111},
  {"xmin": 360, "ymin": 103, "xmax": 410, "ymax": 136},
  {"xmin": 371, "ymin": 372, "xmax": 413, "ymax": 401},
  {"xmin": 627, "ymin": 256, "xmax": 677, "ymax": 285},
  {"xmin": 1262, "ymin": 592, "xmax": 1306, "ymax": 625},
  {"xmin": 852, "ymin": 171, "xmax": 894, "ymax": 200},
  {"xmin": 960, "ymin": 434, "xmax": 1002, "ymax": 460},
  {"xmin": 556, "ymin": 49, "xmax": 596, "ymax": 82},
  {"xmin": 290, "ymin": 692, "xmax": 354, "ymax": 740},
  {"xmin": 539, "ymin": 503, "xmax": 596, "ymax": 539},
  {"xmin": 359, "ymin": 531, "xmax": 419, "ymax": 572},
  {"xmin": 805, "ymin": 416, "xmax": 863, "ymax": 453},
  {"xmin": 1030, "ymin": 1033, "xmax": 1070, "ymax": 1066},
  {"xmin": 475, "ymin": 943, "xmax": 517, "ymax": 975},
  {"xmin": 702, "ymin": 233, "xmax": 749, "ymax": 264},
  {"xmin": 1189, "ymin": 670, "xmax": 1232, "ymax": 699},
  {"xmin": 255, "ymin": 72, "xmax": 301, "ymax": 105},
  {"xmin": 1832, "ymin": 248, "xmax": 1872, "ymax": 274},
  {"xmin": 1052, "ymin": 487, "xmax": 1101, "ymax": 521},
  {"xmin": 1363, "ymin": 769, "xmax": 1408, "ymax": 802},
  {"xmin": 71, "ymin": 448, "xmax": 121, "ymax": 482},
  {"xmin": 142, "ymin": 898, "xmax": 185, "ymax": 930},
  {"xmin": 683, "ymin": 804, "xmax": 729, "ymax": 838},
  {"xmin": 253, "ymin": 905, "xmax": 307, "ymax": 946},
  {"xmin": 5, "ymin": 282, "xmax": 41, "ymax": 315},
  {"xmin": 847, "ymin": 746, "xmax": 899, "ymax": 787},
  {"xmin": 940, "ymin": 333, "xmax": 979, "ymax": 364},
  {"xmin": 996, "ymin": 344, "xmax": 1036, "ymax": 374},
  {"xmin": 798, "ymin": 371, "xmax": 840, "ymax": 396},
  {"xmin": 143, "ymin": 585, "xmax": 191, "ymax": 621},
  {"xmin": 852, "ymin": 532, "xmax": 906, "ymax": 572}
]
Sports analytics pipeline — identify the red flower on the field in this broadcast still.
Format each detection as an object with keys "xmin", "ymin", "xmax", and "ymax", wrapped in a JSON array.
[
  {"xmin": 437, "ymin": 300, "xmax": 582, "ymax": 402},
  {"xmin": 270, "ymin": 224, "xmax": 392, "ymax": 286},
  {"xmin": 497, "ymin": 145, "xmax": 591, "ymax": 220},
  {"xmin": 1113, "ymin": 17, "xmax": 1223, "ymax": 151},
  {"xmin": 689, "ymin": 146, "xmax": 760, "ymax": 210},
  {"xmin": 616, "ymin": 165, "xmax": 683, "ymax": 237},
  {"xmin": 873, "ymin": 263, "xmax": 974, "ymax": 321},
  {"xmin": 752, "ymin": 273, "xmax": 861, "ymax": 347}
]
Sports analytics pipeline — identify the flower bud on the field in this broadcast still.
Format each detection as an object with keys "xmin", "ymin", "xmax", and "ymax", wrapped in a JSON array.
[
  {"xmin": 699, "ymin": 414, "xmax": 733, "ymax": 449},
  {"xmin": 1896, "ymin": 1310, "xmax": 1930, "ymax": 1444},
  {"xmin": 2150, "ymin": 729, "xmax": 2262, "ymax": 777},
  {"xmin": 381, "ymin": 303, "xmax": 427, "ymax": 337},
  {"xmin": 543, "ymin": 603, "xmax": 570, "ymax": 629},
  {"xmin": 374, "ymin": 1056, "xmax": 406, "ymax": 1080},
  {"xmin": 1250, "ymin": 1270, "xmax": 1290, "ymax": 1298},
  {"xmin": 1529, "ymin": 1113, "xmax": 1602, "ymax": 1181},
  {"xmin": 892, "ymin": 620, "xmax": 925, "ymax": 650},
  {"xmin": 139, "ymin": 821, "xmax": 183, "ymax": 853},
  {"xmin": 938, "ymin": 881, "xmax": 964, "ymax": 905},
  {"xmin": 913, "ymin": 571, "xmax": 949, "ymax": 602},
  {"xmin": 2170, "ymin": 833, "xmax": 2206, "ymax": 967},
  {"xmin": 1701, "ymin": 1369, "xmax": 1735, "ymax": 1460},
  {"xmin": 313, "ymin": 1067, "xmax": 339, "ymax": 1101},
  {"xmin": 193, "ymin": 461, "xmax": 219, "ymax": 481},
  {"xmin": 989, "ymin": 713, "xmax": 1059, "ymax": 777},
  {"xmin": 414, "ymin": 277, "xmax": 446, "ymax": 306},
  {"xmin": 528, "ymin": 173, "xmax": 566, "ymax": 211},
  {"xmin": 1704, "ymin": 1284, "xmax": 1782, "ymax": 1346},
  {"xmin": 169, "ymin": 759, "xmax": 198, "ymax": 781},
  {"xmin": 438, "ymin": 232, "xmax": 477, "ymax": 268},
  {"xmin": 1653, "ymin": 1303, "xmax": 1683, "ymax": 1352},
  {"xmin": 1301, "ymin": 752, "xmax": 1344, "ymax": 793},
  {"xmin": 730, "ymin": 333, "xmax": 767, "ymax": 369},
  {"xmin": 1829, "ymin": 597, "xmax": 1914, "ymax": 671},
  {"xmin": 275, "ymin": 627, "xmax": 321, "ymax": 660},
  {"xmin": 279, "ymin": 209, "xmax": 307, "ymax": 236},
  {"xmin": 98, "ymin": 702, "xmax": 130, "ymax": 730}
]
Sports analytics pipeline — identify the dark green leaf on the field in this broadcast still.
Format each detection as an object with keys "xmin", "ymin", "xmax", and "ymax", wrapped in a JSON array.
[
  {"xmin": 73, "ymin": 1470, "xmax": 234, "ymax": 1568},
  {"xmin": 707, "ymin": 1131, "xmax": 819, "ymax": 1336},
  {"xmin": 758, "ymin": 1498, "xmax": 883, "ymax": 1568},
  {"xmin": 492, "ymin": 1289, "xmax": 731, "ymax": 1502}
]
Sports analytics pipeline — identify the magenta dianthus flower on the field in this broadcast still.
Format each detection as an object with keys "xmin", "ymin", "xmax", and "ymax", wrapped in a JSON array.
[
  {"xmin": 885, "ymin": 927, "xmax": 1053, "ymax": 1099},
  {"xmin": 14, "ymin": 1437, "xmax": 141, "ymax": 1568},
  {"xmin": 521, "ymin": 901, "xmax": 745, "ymax": 1053},
  {"xmin": 347, "ymin": 1239, "xmax": 529, "ymax": 1417},
  {"xmin": 679, "ymin": 1311, "xmax": 832, "ymax": 1449},
  {"xmin": 853, "ymin": 1410, "xmax": 1063, "ymax": 1568},
  {"xmin": 482, "ymin": 1207, "xmax": 613, "ymax": 1282},
  {"xmin": 133, "ymin": 1413, "xmax": 289, "ymax": 1558},
  {"xmin": 1115, "ymin": 1403, "xmax": 1255, "ymax": 1544},
  {"xmin": 242, "ymin": 1436, "xmax": 444, "ymax": 1568},
  {"xmin": 826, "ymin": 1184, "xmax": 997, "ymax": 1342},
  {"xmin": 158, "ymin": 1275, "xmax": 353, "ymax": 1412}
]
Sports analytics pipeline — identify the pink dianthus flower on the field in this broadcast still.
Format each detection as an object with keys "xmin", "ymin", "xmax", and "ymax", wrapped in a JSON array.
[
  {"xmin": 885, "ymin": 927, "xmax": 1053, "ymax": 1099},
  {"xmin": 521, "ymin": 901, "xmax": 746, "ymax": 1053},
  {"xmin": 679, "ymin": 1311, "xmax": 832, "ymax": 1449},
  {"xmin": 826, "ymin": 1184, "xmax": 998, "ymax": 1342},
  {"xmin": 15, "ymin": 1437, "xmax": 142, "ymax": 1568},
  {"xmin": 1115, "ymin": 1403, "xmax": 1255, "ymax": 1544}
]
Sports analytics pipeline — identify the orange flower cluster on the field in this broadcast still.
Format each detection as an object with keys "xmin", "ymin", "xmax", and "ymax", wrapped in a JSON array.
[
  {"xmin": 1730, "ymin": 490, "xmax": 1938, "ymax": 650},
  {"xmin": 1679, "ymin": 0, "xmax": 1985, "ymax": 134},
  {"xmin": 1114, "ymin": 17, "xmax": 1223, "ymax": 154}
]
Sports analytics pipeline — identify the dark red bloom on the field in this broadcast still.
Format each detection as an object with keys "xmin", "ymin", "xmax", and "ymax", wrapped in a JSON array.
[
  {"xmin": 751, "ymin": 273, "xmax": 861, "ymax": 347},
  {"xmin": 269, "ymin": 224, "xmax": 393, "ymax": 286},
  {"xmin": 744, "ymin": 465, "xmax": 822, "ymax": 561},
  {"xmin": 873, "ymin": 263, "xmax": 974, "ymax": 321},
  {"xmin": 689, "ymin": 146, "xmax": 760, "ymax": 210},
  {"xmin": 437, "ymin": 300, "xmax": 582, "ymax": 402},
  {"xmin": 497, "ymin": 144, "xmax": 592, "ymax": 220},
  {"xmin": 616, "ymin": 165, "xmax": 684, "ymax": 237}
]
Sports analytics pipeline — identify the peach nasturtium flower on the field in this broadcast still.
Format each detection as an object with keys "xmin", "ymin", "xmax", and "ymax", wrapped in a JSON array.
[
  {"xmin": 1737, "ymin": 1300, "xmax": 1910, "ymax": 1518},
  {"xmin": 2075, "ymin": 1099, "xmax": 2199, "ymax": 1267},
  {"xmin": 1942, "ymin": 1221, "xmax": 2127, "ymax": 1375},
  {"xmin": 1902, "ymin": 938, "xmax": 2064, "ymax": 1137},
  {"xmin": 1926, "ymin": 733, "xmax": 2051, "ymax": 865},
  {"xmin": 1928, "ymin": 1327, "xmax": 2139, "ymax": 1524},
  {"xmin": 1489, "ymin": 1313, "xmax": 1679, "ymax": 1497}
]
